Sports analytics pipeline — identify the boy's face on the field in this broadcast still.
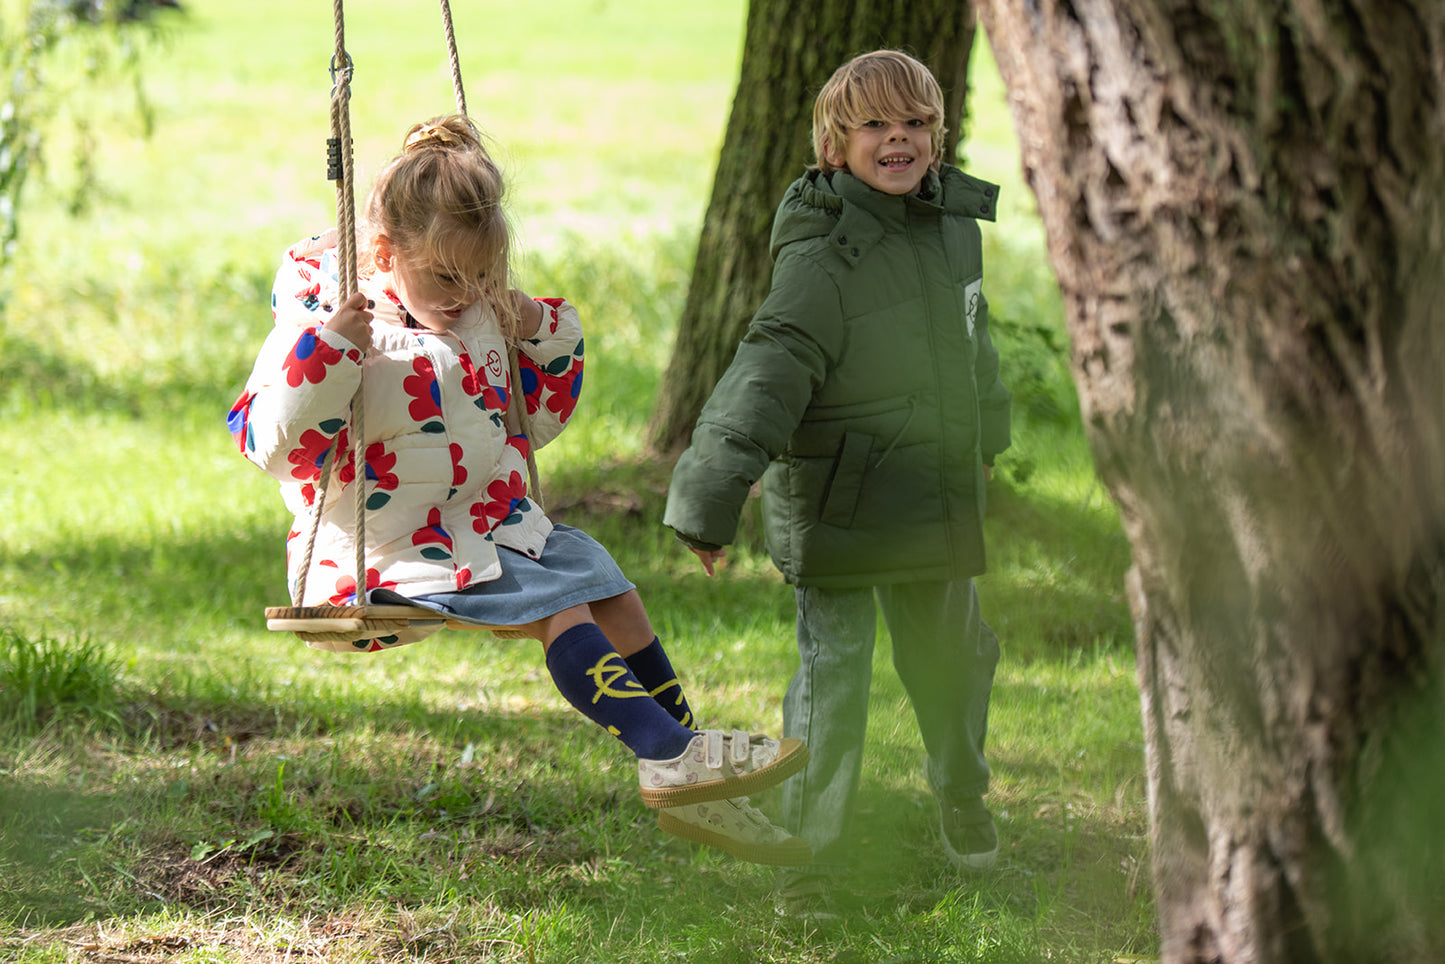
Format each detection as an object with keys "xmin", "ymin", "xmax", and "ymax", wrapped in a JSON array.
[{"xmin": 826, "ymin": 115, "xmax": 934, "ymax": 196}]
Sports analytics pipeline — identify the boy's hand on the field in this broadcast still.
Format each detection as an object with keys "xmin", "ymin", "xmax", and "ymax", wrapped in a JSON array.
[
  {"xmin": 325, "ymin": 291, "xmax": 374, "ymax": 351},
  {"xmin": 690, "ymin": 547, "xmax": 726, "ymax": 577},
  {"xmin": 511, "ymin": 289, "xmax": 544, "ymax": 339}
]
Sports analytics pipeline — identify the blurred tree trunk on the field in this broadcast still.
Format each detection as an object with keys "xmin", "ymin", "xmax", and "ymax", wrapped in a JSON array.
[
  {"xmin": 646, "ymin": 0, "xmax": 977, "ymax": 454},
  {"xmin": 976, "ymin": 0, "xmax": 1445, "ymax": 961}
]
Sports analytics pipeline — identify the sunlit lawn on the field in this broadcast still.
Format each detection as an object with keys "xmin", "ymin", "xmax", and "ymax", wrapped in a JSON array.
[{"xmin": 0, "ymin": 3, "xmax": 1150, "ymax": 961}]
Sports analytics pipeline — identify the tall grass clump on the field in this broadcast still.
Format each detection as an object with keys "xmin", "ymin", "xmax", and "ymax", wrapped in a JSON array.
[{"xmin": 0, "ymin": 625, "xmax": 122, "ymax": 731}]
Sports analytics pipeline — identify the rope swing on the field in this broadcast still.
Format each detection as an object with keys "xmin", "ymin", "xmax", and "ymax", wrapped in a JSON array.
[{"xmin": 264, "ymin": 0, "xmax": 531, "ymax": 644}]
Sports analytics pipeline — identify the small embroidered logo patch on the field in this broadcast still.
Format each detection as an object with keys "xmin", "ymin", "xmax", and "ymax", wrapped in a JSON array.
[{"xmin": 964, "ymin": 279, "xmax": 982, "ymax": 337}]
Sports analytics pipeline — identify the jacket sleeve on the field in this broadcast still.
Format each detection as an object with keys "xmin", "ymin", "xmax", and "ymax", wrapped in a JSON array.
[
  {"xmin": 516, "ymin": 297, "xmax": 584, "ymax": 451},
  {"xmin": 227, "ymin": 255, "xmax": 364, "ymax": 485},
  {"xmin": 664, "ymin": 251, "xmax": 841, "ymax": 548},
  {"xmin": 973, "ymin": 290, "xmax": 1012, "ymax": 463}
]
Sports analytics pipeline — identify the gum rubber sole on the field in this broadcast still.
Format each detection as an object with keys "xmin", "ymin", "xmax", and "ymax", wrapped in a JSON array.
[{"xmin": 658, "ymin": 808, "xmax": 813, "ymax": 866}]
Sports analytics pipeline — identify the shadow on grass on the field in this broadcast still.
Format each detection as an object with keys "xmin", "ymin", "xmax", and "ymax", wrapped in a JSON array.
[
  {"xmin": 0, "ymin": 681, "xmax": 648, "ymax": 927},
  {"xmin": 983, "ymin": 476, "xmax": 1134, "ymax": 659}
]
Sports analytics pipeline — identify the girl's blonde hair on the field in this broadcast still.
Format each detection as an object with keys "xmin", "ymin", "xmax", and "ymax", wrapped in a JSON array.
[
  {"xmin": 811, "ymin": 50, "xmax": 948, "ymax": 175},
  {"xmin": 362, "ymin": 115, "xmax": 518, "ymax": 339}
]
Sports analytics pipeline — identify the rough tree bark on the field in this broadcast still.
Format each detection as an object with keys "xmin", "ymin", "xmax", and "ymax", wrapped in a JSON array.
[
  {"xmin": 646, "ymin": 0, "xmax": 977, "ymax": 454},
  {"xmin": 976, "ymin": 1, "xmax": 1445, "ymax": 961}
]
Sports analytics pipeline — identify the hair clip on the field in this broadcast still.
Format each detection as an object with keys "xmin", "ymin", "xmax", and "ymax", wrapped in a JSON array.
[{"xmin": 406, "ymin": 123, "xmax": 454, "ymax": 149}]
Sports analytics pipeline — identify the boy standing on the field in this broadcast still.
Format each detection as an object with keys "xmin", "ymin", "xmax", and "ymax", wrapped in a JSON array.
[{"xmin": 663, "ymin": 50, "xmax": 1011, "ymax": 913}]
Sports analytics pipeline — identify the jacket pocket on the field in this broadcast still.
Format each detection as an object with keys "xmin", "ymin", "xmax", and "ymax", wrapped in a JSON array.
[{"xmin": 818, "ymin": 431, "xmax": 874, "ymax": 527}]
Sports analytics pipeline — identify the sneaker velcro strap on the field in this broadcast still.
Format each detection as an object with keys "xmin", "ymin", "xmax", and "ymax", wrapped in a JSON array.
[
  {"xmin": 731, "ymin": 729, "xmax": 751, "ymax": 765},
  {"xmin": 703, "ymin": 729, "xmax": 724, "ymax": 769}
]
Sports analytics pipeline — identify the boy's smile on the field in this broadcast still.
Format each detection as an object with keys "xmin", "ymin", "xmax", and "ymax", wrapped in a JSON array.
[{"xmin": 829, "ymin": 117, "xmax": 934, "ymax": 196}]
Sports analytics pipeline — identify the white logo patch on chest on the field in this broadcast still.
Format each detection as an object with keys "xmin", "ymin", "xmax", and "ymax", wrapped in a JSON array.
[
  {"xmin": 486, "ymin": 348, "xmax": 505, "ymax": 379},
  {"xmin": 964, "ymin": 279, "xmax": 982, "ymax": 338}
]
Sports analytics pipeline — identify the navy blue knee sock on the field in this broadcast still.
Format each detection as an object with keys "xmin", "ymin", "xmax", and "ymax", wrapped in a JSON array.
[
  {"xmin": 545, "ymin": 623, "xmax": 695, "ymax": 761},
  {"xmin": 624, "ymin": 636, "xmax": 696, "ymax": 728}
]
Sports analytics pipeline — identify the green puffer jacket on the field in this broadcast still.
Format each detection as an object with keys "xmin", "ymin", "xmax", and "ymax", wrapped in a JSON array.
[{"xmin": 664, "ymin": 165, "xmax": 1011, "ymax": 587}]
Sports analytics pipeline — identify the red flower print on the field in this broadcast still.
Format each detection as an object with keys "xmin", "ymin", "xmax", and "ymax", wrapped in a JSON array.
[
  {"xmin": 450, "ymin": 443, "xmax": 468, "ymax": 488},
  {"xmin": 288, "ymin": 428, "xmax": 336, "ymax": 481},
  {"xmin": 455, "ymin": 568, "xmax": 472, "ymax": 590},
  {"xmin": 227, "ymin": 391, "xmax": 254, "ymax": 452},
  {"xmin": 470, "ymin": 470, "xmax": 525, "ymax": 533},
  {"xmin": 337, "ymin": 440, "xmax": 397, "ymax": 511},
  {"xmin": 482, "ymin": 381, "xmax": 506, "ymax": 414},
  {"xmin": 403, "ymin": 357, "xmax": 443, "ymax": 423},
  {"xmin": 537, "ymin": 298, "xmax": 565, "ymax": 336},
  {"xmin": 543, "ymin": 369, "xmax": 581, "ymax": 421},
  {"xmin": 282, "ymin": 329, "xmax": 345, "ymax": 387},
  {"xmin": 329, "ymin": 568, "xmax": 398, "ymax": 606},
  {"xmin": 459, "ymin": 353, "xmax": 484, "ymax": 397},
  {"xmin": 505, "ymin": 434, "xmax": 532, "ymax": 461},
  {"xmin": 460, "ymin": 351, "xmax": 506, "ymax": 414},
  {"xmin": 518, "ymin": 351, "xmax": 581, "ymax": 422},
  {"xmin": 413, "ymin": 507, "xmax": 453, "ymax": 554},
  {"xmin": 364, "ymin": 442, "xmax": 398, "ymax": 491}
]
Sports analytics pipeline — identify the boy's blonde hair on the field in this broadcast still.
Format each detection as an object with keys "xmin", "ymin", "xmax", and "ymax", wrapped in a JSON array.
[
  {"xmin": 812, "ymin": 50, "xmax": 948, "ymax": 174},
  {"xmin": 362, "ymin": 114, "xmax": 518, "ymax": 339}
]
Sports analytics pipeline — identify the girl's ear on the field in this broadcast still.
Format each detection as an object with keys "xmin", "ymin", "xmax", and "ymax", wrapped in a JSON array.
[
  {"xmin": 373, "ymin": 235, "xmax": 394, "ymax": 272},
  {"xmin": 820, "ymin": 134, "xmax": 845, "ymax": 170}
]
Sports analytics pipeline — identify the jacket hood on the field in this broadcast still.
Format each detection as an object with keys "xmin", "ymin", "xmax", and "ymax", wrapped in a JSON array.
[{"xmin": 769, "ymin": 165, "xmax": 1000, "ymax": 262}]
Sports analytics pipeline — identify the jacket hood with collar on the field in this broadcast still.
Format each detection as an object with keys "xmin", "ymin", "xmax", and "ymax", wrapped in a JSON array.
[{"xmin": 770, "ymin": 166, "xmax": 1000, "ymax": 263}]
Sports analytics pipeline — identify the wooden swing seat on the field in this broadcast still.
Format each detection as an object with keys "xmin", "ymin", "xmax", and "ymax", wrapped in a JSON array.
[{"xmin": 264, "ymin": 604, "xmax": 530, "ymax": 641}]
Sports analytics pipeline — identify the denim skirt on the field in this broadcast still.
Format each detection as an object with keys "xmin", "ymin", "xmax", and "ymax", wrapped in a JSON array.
[{"xmin": 370, "ymin": 524, "xmax": 634, "ymax": 626}]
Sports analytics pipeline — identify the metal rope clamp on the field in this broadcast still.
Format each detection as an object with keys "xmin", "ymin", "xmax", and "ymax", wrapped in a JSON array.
[{"xmin": 327, "ymin": 52, "xmax": 355, "ymax": 182}]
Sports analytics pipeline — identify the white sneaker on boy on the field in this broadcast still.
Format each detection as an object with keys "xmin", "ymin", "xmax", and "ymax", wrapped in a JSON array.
[
  {"xmin": 659, "ymin": 797, "xmax": 813, "ymax": 866},
  {"xmin": 638, "ymin": 729, "xmax": 809, "ymax": 808}
]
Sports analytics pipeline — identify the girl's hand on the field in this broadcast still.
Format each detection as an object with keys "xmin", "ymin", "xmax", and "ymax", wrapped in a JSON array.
[
  {"xmin": 325, "ymin": 291, "xmax": 374, "ymax": 351},
  {"xmin": 511, "ymin": 289, "xmax": 544, "ymax": 339},
  {"xmin": 690, "ymin": 547, "xmax": 726, "ymax": 577}
]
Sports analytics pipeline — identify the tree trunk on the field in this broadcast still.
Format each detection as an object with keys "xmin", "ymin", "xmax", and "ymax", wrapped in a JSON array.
[
  {"xmin": 646, "ymin": 0, "xmax": 977, "ymax": 454},
  {"xmin": 976, "ymin": 1, "xmax": 1445, "ymax": 960}
]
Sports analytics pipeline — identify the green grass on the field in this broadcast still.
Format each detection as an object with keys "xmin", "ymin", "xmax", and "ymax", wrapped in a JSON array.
[{"xmin": 0, "ymin": 3, "xmax": 1151, "ymax": 961}]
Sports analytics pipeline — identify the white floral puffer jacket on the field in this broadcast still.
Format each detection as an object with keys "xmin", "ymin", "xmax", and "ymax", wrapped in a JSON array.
[{"xmin": 229, "ymin": 231, "xmax": 583, "ymax": 617}]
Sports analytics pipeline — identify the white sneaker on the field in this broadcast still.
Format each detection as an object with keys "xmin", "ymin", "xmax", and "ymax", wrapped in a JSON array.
[
  {"xmin": 659, "ymin": 797, "xmax": 813, "ymax": 866},
  {"xmin": 638, "ymin": 729, "xmax": 809, "ymax": 808}
]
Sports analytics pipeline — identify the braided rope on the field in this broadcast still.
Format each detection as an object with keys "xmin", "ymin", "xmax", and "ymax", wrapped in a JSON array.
[
  {"xmin": 292, "ymin": 0, "xmax": 363, "ymax": 607},
  {"xmin": 329, "ymin": 5, "xmax": 368, "ymax": 602},
  {"xmin": 437, "ymin": 0, "xmax": 542, "ymax": 509},
  {"xmin": 439, "ymin": 0, "xmax": 467, "ymax": 116}
]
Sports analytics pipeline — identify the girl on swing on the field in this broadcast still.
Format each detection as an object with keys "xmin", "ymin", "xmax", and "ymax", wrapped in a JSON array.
[{"xmin": 229, "ymin": 114, "xmax": 809, "ymax": 866}]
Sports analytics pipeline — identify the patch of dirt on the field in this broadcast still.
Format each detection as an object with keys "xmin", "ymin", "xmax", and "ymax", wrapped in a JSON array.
[
  {"xmin": 128, "ymin": 833, "xmax": 311, "ymax": 908},
  {"xmin": 14, "ymin": 916, "xmax": 388, "ymax": 964}
]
